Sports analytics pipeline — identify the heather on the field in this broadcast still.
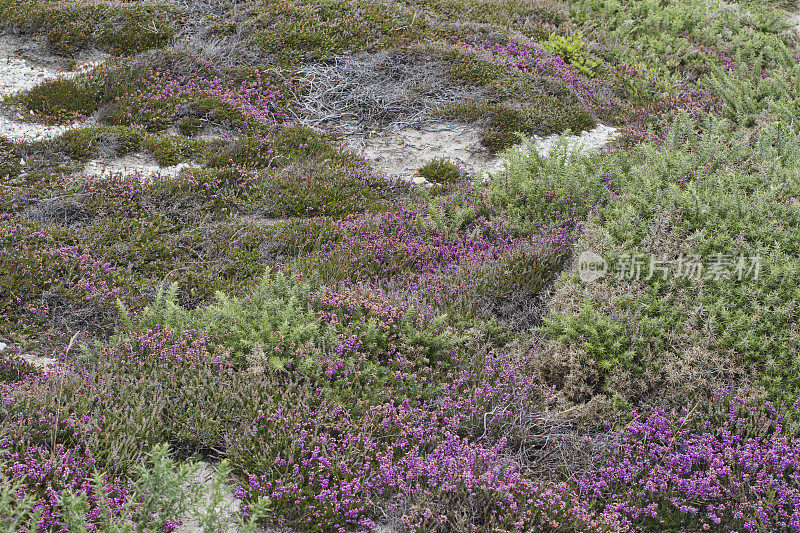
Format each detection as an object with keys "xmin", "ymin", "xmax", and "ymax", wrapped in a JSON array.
[
  {"xmin": 578, "ymin": 392, "xmax": 800, "ymax": 531},
  {"xmin": 3, "ymin": 0, "xmax": 800, "ymax": 530}
]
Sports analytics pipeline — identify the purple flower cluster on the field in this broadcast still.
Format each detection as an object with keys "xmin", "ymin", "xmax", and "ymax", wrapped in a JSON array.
[
  {"xmin": 94, "ymin": 60, "xmax": 290, "ymax": 130},
  {"xmin": 578, "ymin": 392, "xmax": 800, "ymax": 531},
  {"xmin": 2, "ymin": 440, "xmax": 134, "ymax": 532},
  {"xmin": 0, "ymin": 216, "xmax": 119, "ymax": 334},
  {"xmin": 233, "ymin": 348, "xmax": 625, "ymax": 532}
]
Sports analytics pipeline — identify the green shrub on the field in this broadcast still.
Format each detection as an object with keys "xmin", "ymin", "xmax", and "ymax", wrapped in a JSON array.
[
  {"xmin": 177, "ymin": 117, "xmax": 203, "ymax": 137},
  {"xmin": 269, "ymin": 217, "xmax": 341, "ymax": 257},
  {"xmin": 252, "ymin": 0, "xmax": 424, "ymax": 66},
  {"xmin": 417, "ymin": 159, "xmax": 468, "ymax": 184},
  {"xmin": 142, "ymin": 135, "xmax": 204, "ymax": 167},
  {"xmin": 0, "ymin": 473, "xmax": 42, "ymax": 531},
  {"xmin": 541, "ymin": 32, "xmax": 600, "ymax": 77},
  {"xmin": 543, "ymin": 302, "xmax": 639, "ymax": 378},
  {"xmin": 489, "ymin": 134, "xmax": 611, "ymax": 233},
  {"xmin": 440, "ymin": 101, "xmax": 596, "ymax": 153},
  {"xmin": 56, "ymin": 444, "xmax": 270, "ymax": 532},
  {"xmin": 22, "ymin": 78, "xmax": 99, "ymax": 121},
  {"xmin": 60, "ymin": 126, "xmax": 144, "ymax": 162},
  {"xmin": 0, "ymin": 138, "xmax": 21, "ymax": 179},
  {"xmin": 117, "ymin": 267, "xmax": 459, "ymax": 379},
  {"xmin": 0, "ymin": 1, "xmax": 178, "ymax": 56},
  {"xmin": 262, "ymin": 165, "xmax": 399, "ymax": 218}
]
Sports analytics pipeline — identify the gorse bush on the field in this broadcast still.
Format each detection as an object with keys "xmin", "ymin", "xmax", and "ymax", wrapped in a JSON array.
[
  {"xmin": 118, "ymin": 268, "xmax": 461, "ymax": 377},
  {"xmin": 0, "ymin": 474, "xmax": 42, "ymax": 532},
  {"xmin": 118, "ymin": 271, "xmax": 326, "ymax": 367},
  {"xmin": 490, "ymin": 134, "xmax": 618, "ymax": 233},
  {"xmin": 543, "ymin": 302, "xmax": 639, "ymax": 385},
  {"xmin": 541, "ymin": 32, "xmax": 599, "ymax": 77}
]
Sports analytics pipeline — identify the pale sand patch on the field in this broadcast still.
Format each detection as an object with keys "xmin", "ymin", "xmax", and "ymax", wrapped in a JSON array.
[
  {"xmin": 82, "ymin": 152, "xmax": 199, "ymax": 181},
  {"xmin": 349, "ymin": 122, "xmax": 619, "ymax": 182},
  {"xmin": 0, "ymin": 40, "xmax": 108, "ymax": 141}
]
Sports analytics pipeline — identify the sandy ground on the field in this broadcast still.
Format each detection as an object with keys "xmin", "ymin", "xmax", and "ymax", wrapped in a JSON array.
[
  {"xmin": 0, "ymin": 36, "xmax": 107, "ymax": 142},
  {"xmin": 349, "ymin": 122, "xmax": 619, "ymax": 183},
  {"xmin": 82, "ymin": 152, "xmax": 199, "ymax": 181}
]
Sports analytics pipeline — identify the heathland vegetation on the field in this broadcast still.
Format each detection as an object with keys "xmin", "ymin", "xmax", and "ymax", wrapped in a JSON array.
[{"xmin": 3, "ymin": 0, "xmax": 800, "ymax": 531}]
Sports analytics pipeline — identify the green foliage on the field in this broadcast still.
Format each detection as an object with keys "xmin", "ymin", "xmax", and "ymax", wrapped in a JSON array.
[
  {"xmin": 56, "ymin": 444, "xmax": 269, "ymax": 532},
  {"xmin": 440, "ymin": 101, "xmax": 596, "ymax": 153},
  {"xmin": 268, "ymin": 217, "xmax": 341, "ymax": 258},
  {"xmin": 0, "ymin": 0, "xmax": 177, "ymax": 55},
  {"xmin": 541, "ymin": 32, "xmax": 599, "ymax": 77},
  {"xmin": 271, "ymin": 126, "xmax": 349, "ymax": 166},
  {"xmin": 252, "ymin": 0, "xmax": 425, "ymax": 66},
  {"xmin": 544, "ymin": 302, "xmax": 639, "ymax": 376},
  {"xmin": 0, "ymin": 138, "xmax": 21, "ymax": 179},
  {"xmin": 0, "ymin": 472, "xmax": 42, "ymax": 532},
  {"xmin": 60, "ymin": 126, "xmax": 145, "ymax": 162},
  {"xmin": 177, "ymin": 117, "xmax": 203, "ymax": 137},
  {"xmin": 489, "ymin": 134, "xmax": 610, "ymax": 233},
  {"xmin": 261, "ymin": 164, "xmax": 400, "ymax": 218},
  {"xmin": 118, "ymin": 268, "xmax": 460, "ymax": 379},
  {"xmin": 141, "ymin": 135, "xmax": 204, "ymax": 167},
  {"xmin": 21, "ymin": 78, "xmax": 99, "ymax": 121},
  {"xmin": 570, "ymin": 0, "xmax": 794, "ymax": 93},
  {"xmin": 417, "ymin": 159, "xmax": 468, "ymax": 184}
]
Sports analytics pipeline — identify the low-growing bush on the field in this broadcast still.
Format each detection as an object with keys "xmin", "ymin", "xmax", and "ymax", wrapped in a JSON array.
[
  {"xmin": 22, "ymin": 78, "xmax": 99, "ymax": 122},
  {"xmin": 417, "ymin": 159, "xmax": 468, "ymax": 184},
  {"xmin": 541, "ymin": 32, "xmax": 600, "ymax": 78},
  {"xmin": 440, "ymin": 100, "xmax": 596, "ymax": 153},
  {"xmin": 579, "ymin": 392, "xmax": 800, "ymax": 532}
]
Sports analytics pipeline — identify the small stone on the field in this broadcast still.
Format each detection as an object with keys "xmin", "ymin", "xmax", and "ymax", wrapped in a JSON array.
[
  {"xmin": 0, "ymin": 342, "xmax": 7, "ymax": 352},
  {"xmin": 412, "ymin": 176, "xmax": 431, "ymax": 186}
]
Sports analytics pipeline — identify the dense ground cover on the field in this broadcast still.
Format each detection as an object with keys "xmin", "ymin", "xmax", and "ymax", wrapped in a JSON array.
[{"xmin": 3, "ymin": 0, "xmax": 800, "ymax": 531}]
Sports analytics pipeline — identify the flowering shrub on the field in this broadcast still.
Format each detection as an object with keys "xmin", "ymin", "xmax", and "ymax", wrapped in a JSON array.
[
  {"xmin": 5, "ymin": 0, "xmax": 800, "ymax": 531},
  {"xmin": 579, "ymin": 392, "xmax": 800, "ymax": 532},
  {"xmin": 231, "ymin": 348, "xmax": 626, "ymax": 532},
  {"xmin": 95, "ymin": 63, "xmax": 290, "ymax": 132},
  {"xmin": 0, "ymin": 217, "xmax": 119, "ymax": 337}
]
